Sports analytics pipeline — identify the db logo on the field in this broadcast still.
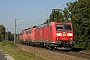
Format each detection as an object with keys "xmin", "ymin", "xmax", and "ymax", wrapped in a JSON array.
[{"xmin": 63, "ymin": 34, "xmax": 66, "ymax": 36}]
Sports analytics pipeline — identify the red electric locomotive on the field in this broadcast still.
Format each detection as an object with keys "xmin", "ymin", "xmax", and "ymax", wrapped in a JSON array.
[
  {"xmin": 20, "ymin": 27, "xmax": 36, "ymax": 45},
  {"xmin": 20, "ymin": 22, "xmax": 74, "ymax": 49},
  {"xmin": 34, "ymin": 22, "xmax": 74, "ymax": 49},
  {"xmin": 20, "ymin": 32, "xmax": 23, "ymax": 43},
  {"xmin": 20, "ymin": 29, "xmax": 27, "ymax": 44}
]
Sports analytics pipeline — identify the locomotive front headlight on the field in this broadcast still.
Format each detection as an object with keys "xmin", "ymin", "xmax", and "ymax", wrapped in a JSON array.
[
  {"xmin": 70, "ymin": 38, "xmax": 73, "ymax": 40},
  {"xmin": 69, "ymin": 38, "xmax": 73, "ymax": 41},
  {"xmin": 57, "ymin": 38, "xmax": 59, "ymax": 40},
  {"xmin": 67, "ymin": 33, "xmax": 73, "ymax": 36},
  {"xmin": 57, "ymin": 33, "xmax": 62, "ymax": 36},
  {"xmin": 56, "ymin": 38, "xmax": 60, "ymax": 40}
]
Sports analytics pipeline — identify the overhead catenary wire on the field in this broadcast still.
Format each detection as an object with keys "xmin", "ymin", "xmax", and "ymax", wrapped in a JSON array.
[
  {"xmin": 22, "ymin": 0, "xmax": 76, "ymax": 27},
  {"xmin": 17, "ymin": 2, "xmax": 67, "ymax": 32},
  {"xmin": 17, "ymin": 0, "xmax": 61, "ymax": 26},
  {"xmin": 18, "ymin": 0, "xmax": 75, "ymax": 26},
  {"xmin": 17, "ymin": 0, "xmax": 76, "ymax": 33},
  {"xmin": 25, "ymin": 4, "xmax": 67, "ymax": 27}
]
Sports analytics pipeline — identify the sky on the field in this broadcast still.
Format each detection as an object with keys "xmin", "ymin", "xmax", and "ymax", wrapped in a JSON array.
[{"xmin": 0, "ymin": 0, "xmax": 75, "ymax": 33}]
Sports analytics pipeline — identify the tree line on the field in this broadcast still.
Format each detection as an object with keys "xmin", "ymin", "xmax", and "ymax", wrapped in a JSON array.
[
  {"xmin": 44, "ymin": 0, "xmax": 90, "ymax": 49},
  {"xmin": 0, "ymin": 25, "xmax": 14, "ymax": 41}
]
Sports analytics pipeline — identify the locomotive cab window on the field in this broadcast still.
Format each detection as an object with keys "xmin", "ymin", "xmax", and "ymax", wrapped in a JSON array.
[
  {"xmin": 56, "ymin": 24, "xmax": 72, "ymax": 30},
  {"xmin": 56, "ymin": 25, "xmax": 63, "ymax": 30},
  {"xmin": 64, "ymin": 24, "xmax": 72, "ymax": 30}
]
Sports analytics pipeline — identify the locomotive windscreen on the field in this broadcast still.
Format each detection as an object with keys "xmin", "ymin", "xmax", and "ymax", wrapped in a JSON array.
[{"xmin": 56, "ymin": 24, "xmax": 72, "ymax": 30}]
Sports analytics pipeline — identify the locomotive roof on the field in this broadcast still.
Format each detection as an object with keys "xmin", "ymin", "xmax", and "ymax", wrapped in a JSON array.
[
  {"xmin": 36, "ymin": 22, "xmax": 72, "ymax": 28},
  {"xmin": 21, "ymin": 22, "xmax": 72, "ymax": 31},
  {"xmin": 37, "ymin": 24, "xmax": 47, "ymax": 28}
]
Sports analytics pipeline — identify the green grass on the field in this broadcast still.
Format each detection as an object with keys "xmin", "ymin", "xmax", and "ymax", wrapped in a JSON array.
[{"xmin": 0, "ymin": 40, "xmax": 47, "ymax": 60}]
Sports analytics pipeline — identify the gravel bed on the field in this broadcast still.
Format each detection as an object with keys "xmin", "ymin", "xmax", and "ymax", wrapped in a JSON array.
[
  {"xmin": 17, "ymin": 44, "xmax": 88, "ymax": 60},
  {"xmin": 80, "ymin": 50, "xmax": 90, "ymax": 54}
]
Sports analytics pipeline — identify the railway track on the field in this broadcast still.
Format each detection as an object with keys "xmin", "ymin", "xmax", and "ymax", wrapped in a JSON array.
[
  {"xmin": 68, "ymin": 51, "xmax": 90, "ymax": 59},
  {"xmin": 17, "ymin": 43, "xmax": 90, "ymax": 60},
  {"xmin": 49, "ymin": 47, "xmax": 90, "ymax": 60},
  {"xmin": 53, "ymin": 50, "xmax": 90, "ymax": 60}
]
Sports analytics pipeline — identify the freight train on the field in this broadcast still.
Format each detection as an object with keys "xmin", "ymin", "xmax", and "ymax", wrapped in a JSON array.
[{"xmin": 20, "ymin": 22, "xmax": 74, "ymax": 50}]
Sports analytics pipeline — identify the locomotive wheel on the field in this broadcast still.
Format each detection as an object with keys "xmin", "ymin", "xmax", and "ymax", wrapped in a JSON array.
[
  {"xmin": 49, "ymin": 46, "xmax": 54, "ymax": 50},
  {"xmin": 47, "ymin": 45, "xmax": 54, "ymax": 50},
  {"xmin": 46, "ymin": 45, "xmax": 49, "ymax": 49}
]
